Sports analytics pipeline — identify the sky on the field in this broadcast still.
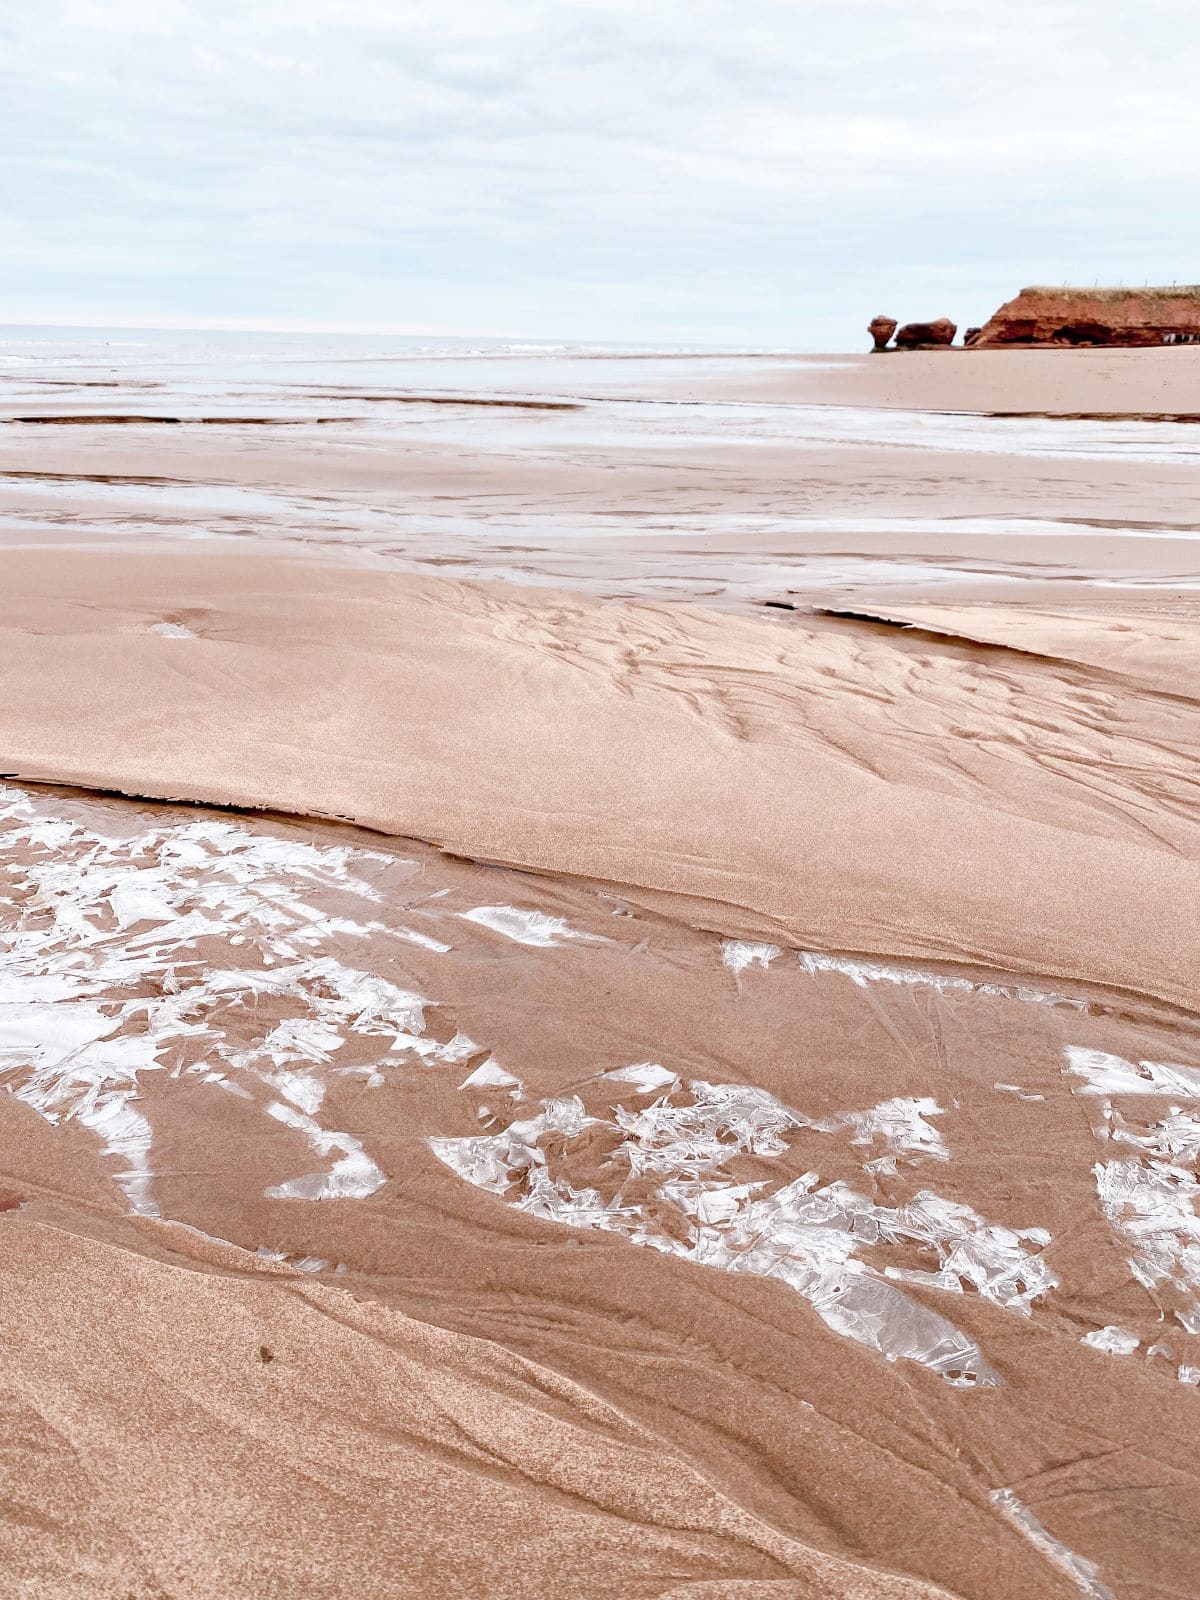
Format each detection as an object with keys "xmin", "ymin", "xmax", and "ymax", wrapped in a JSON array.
[{"xmin": 2, "ymin": 0, "xmax": 1199, "ymax": 348}]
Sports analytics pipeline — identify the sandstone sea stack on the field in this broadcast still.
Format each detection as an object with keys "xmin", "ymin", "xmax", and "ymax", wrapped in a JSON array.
[
  {"xmin": 868, "ymin": 314, "xmax": 897, "ymax": 351},
  {"xmin": 894, "ymin": 317, "xmax": 956, "ymax": 349},
  {"xmin": 975, "ymin": 284, "xmax": 1200, "ymax": 346}
]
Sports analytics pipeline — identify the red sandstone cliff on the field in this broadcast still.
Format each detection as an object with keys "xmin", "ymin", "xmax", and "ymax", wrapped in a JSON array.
[{"xmin": 975, "ymin": 286, "xmax": 1200, "ymax": 347}]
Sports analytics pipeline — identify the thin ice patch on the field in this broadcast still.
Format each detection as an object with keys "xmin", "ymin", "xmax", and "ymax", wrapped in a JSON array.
[
  {"xmin": 264, "ymin": 1101, "xmax": 385, "ymax": 1201},
  {"xmin": 1093, "ymin": 1158, "xmax": 1200, "ymax": 1325},
  {"xmin": 990, "ymin": 1489, "xmax": 1117, "ymax": 1600},
  {"xmin": 1066, "ymin": 1045, "xmax": 1200, "ymax": 1100},
  {"xmin": 798, "ymin": 950, "xmax": 1085, "ymax": 1010},
  {"xmin": 721, "ymin": 940, "xmax": 782, "ymax": 975},
  {"xmin": 1063, "ymin": 1041, "xmax": 1200, "ymax": 1359},
  {"xmin": 459, "ymin": 905, "xmax": 609, "ymax": 948},
  {"xmin": 460, "ymin": 1058, "xmax": 522, "ymax": 1092},
  {"xmin": 601, "ymin": 1062, "xmax": 679, "ymax": 1094},
  {"xmin": 1081, "ymin": 1325, "xmax": 1140, "ymax": 1356},
  {"xmin": 814, "ymin": 1095, "xmax": 948, "ymax": 1173}
]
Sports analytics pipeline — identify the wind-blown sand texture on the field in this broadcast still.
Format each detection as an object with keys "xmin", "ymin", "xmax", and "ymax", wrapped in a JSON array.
[{"xmin": 1, "ymin": 341, "xmax": 1198, "ymax": 1599}]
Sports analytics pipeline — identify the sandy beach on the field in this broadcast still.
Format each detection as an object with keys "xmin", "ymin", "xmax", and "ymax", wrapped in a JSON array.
[{"xmin": 2, "ymin": 337, "xmax": 1199, "ymax": 1599}]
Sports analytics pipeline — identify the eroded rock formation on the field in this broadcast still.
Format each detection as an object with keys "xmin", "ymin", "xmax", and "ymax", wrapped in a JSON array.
[
  {"xmin": 974, "ymin": 286, "xmax": 1200, "ymax": 347},
  {"xmin": 868, "ymin": 315, "xmax": 897, "ymax": 351},
  {"xmin": 894, "ymin": 317, "xmax": 957, "ymax": 349}
]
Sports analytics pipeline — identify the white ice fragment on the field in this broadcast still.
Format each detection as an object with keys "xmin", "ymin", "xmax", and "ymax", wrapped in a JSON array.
[
  {"xmin": 266, "ymin": 1151, "xmax": 384, "ymax": 1201},
  {"xmin": 721, "ymin": 940, "xmax": 781, "ymax": 975},
  {"xmin": 816, "ymin": 1096, "xmax": 948, "ymax": 1168},
  {"xmin": 153, "ymin": 621, "xmax": 196, "ymax": 639},
  {"xmin": 1066, "ymin": 1045, "xmax": 1200, "ymax": 1100},
  {"xmin": 254, "ymin": 1246, "xmax": 329, "ymax": 1273},
  {"xmin": 990, "ymin": 1489, "xmax": 1117, "ymax": 1600},
  {"xmin": 78, "ymin": 1093, "xmax": 159, "ymax": 1216},
  {"xmin": 8, "ymin": 816, "xmax": 78, "ymax": 852},
  {"xmin": 615, "ymin": 1080, "xmax": 799, "ymax": 1178},
  {"xmin": 429, "ymin": 1095, "xmax": 596, "ymax": 1198},
  {"xmin": 517, "ymin": 1166, "xmax": 635, "ymax": 1231},
  {"xmin": 108, "ymin": 882, "xmax": 181, "ymax": 929},
  {"xmin": 261, "ymin": 1018, "xmax": 345, "ymax": 1067},
  {"xmin": 268, "ymin": 1071, "xmax": 326, "ymax": 1116},
  {"xmin": 391, "ymin": 926, "xmax": 452, "ymax": 954},
  {"xmin": 798, "ymin": 950, "xmax": 1084, "ymax": 1011},
  {"xmin": 459, "ymin": 905, "xmax": 609, "ymax": 948},
  {"xmin": 1093, "ymin": 1157, "xmax": 1200, "ymax": 1323},
  {"xmin": 601, "ymin": 1062, "xmax": 679, "ymax": 1094},
  {"xmin": 1081, "ymin": 1325, "xmax": 1140, "ymax": 1356},
  {"xmin": 262, "ymin": 1099, "xmax": 386, "ymax": 1200},
  {"xmin": 537, "ymin": 1096, "xmax": 595, "ymax": 1138},
  {"xmin": 690, "ymin": 1183, "xmax": 760, "ymax": 1226},
  {"xmin": 1107, "ymin": 1106, "xmax": 1200, "ymax": 1164},
  {"xmin": 878, "ymin": 1192, "xmax": 1056, "ymax": 1314},
  {"xmin": 460, "ymin": 1058, "xmax": 521, "ymax": 1092},
  {"xmin": 2, "ymin": 996, "xmax": 166, "ymax": 1214},
  {"xmin": 391, "ymin": 1029, "xmax": 479, "ymax": 1066},
  {"xmin": 429, "ymin": 1132, "xmax": 521, "ymax": 1194},
  {"xmin": 1178, "ymin": 1365, "xmax": 1200, "ymax": 1386},
  {"xmin": 299, "ymin": 961, "xmax": 427, "ymax": 1036},
  {"xmin": 209, "ymin": 1073, "xmax": 254, "ymax": 1100},
  {"xmin": 1065, "ymin": 1045, "xmax": 1200, "ymax": 1327},
  {"xmin": 995, "ymin": 1082, "xmax": 1046, "ymax": 1102}
]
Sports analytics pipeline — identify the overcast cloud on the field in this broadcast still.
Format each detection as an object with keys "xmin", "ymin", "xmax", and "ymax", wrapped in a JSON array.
[{"xmin": 2, "ymin": 0, "xmax": 1198, "ymax": 346}]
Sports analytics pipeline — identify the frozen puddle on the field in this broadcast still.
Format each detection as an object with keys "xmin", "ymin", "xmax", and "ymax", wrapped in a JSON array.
[{"xmin": 432, "ymin": 1074, "xmax": 1058, "ymax": 1387}]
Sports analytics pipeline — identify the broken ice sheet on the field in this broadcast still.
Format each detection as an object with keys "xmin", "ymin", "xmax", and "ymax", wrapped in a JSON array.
[
  {"xmin": 0, "ymin": 784, "xmax": 467, "ymax": 1218},
  {"xmin": 431, "ymin": 1075, "xmax": 1060, "ymax": 1387},
  {"xmin": 1063, "ymin": 1042, "xmax": 1200, "ymax": 1360}
]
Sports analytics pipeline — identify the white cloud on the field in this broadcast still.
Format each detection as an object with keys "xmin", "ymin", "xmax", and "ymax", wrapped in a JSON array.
[{"xmin": 1, "ymin": 0, "xmax": 1198, "ymax": 344}]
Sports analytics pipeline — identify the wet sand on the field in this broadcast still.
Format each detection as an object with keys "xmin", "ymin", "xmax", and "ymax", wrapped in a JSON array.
[
  {"xmin": 4, "ymin": 343, "xmax": 1200, "ymax": 610},
  {"xmin": 622, "ymin": 345, "xmax": 1200, "ymax": 418},
  {"xmin": 1, "ymin": 342, "xmax": 1198, "ymax": 1599}
]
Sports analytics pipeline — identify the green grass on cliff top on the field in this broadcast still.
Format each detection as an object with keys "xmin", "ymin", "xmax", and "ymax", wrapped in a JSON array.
[{"xmin": 1021, "ymin": 285, "xmax": 1200, "ymax": 299}]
